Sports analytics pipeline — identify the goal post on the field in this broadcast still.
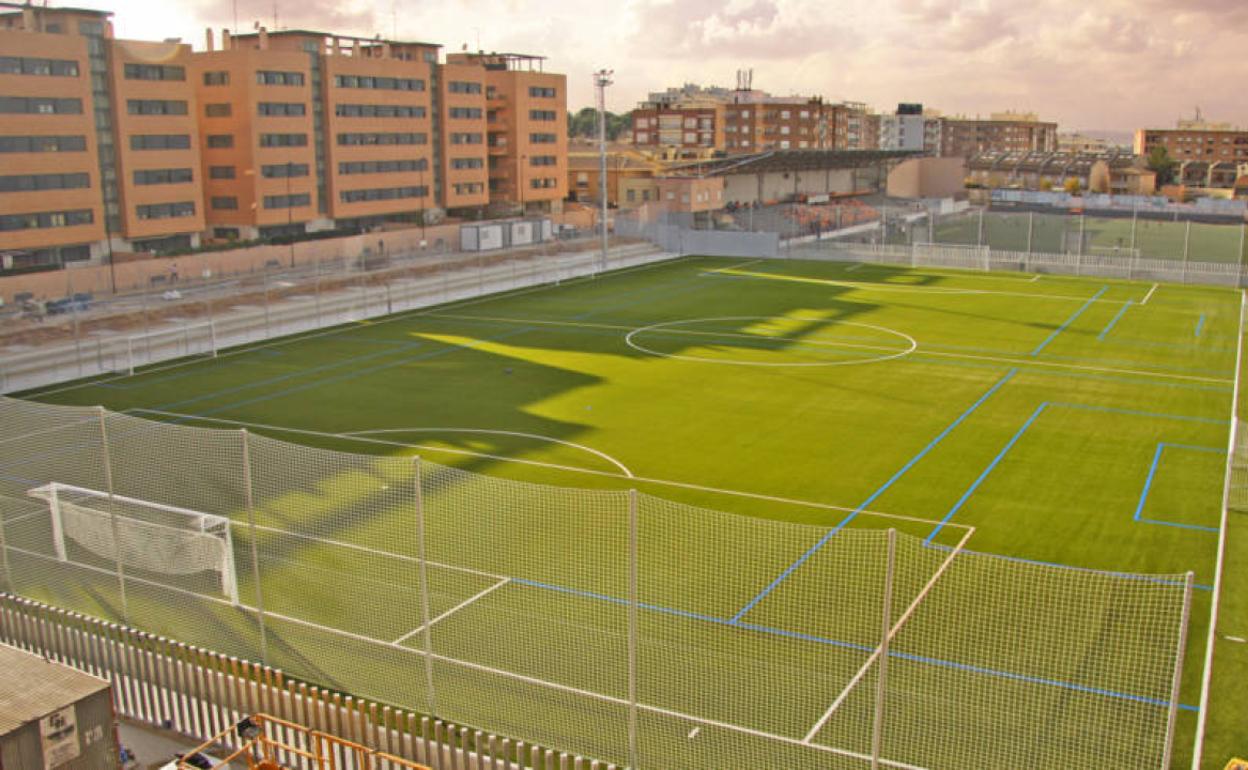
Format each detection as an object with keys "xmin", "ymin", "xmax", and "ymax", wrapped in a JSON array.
[
  {"xmin": 910, "ymin": 242, "xmax": 991, "ymax": 271},
  {"xmin": 124, "ymin": 320, "xmax": 218, "ymax": 376},
  {"xmin": 26, "ymin": 482, "xmax": 240, "ymax": 605}
]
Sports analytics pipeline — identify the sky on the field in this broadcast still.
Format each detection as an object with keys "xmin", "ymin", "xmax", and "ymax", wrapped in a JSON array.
[{"xmin": 66, "ymin": 0, "xmax": 1248, "ymax": 132}]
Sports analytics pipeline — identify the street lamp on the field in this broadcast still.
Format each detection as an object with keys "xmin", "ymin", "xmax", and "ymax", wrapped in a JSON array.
[
  {"xmin": 285, "ymin": 162, "xmax": 295, "ymax": 268},
  {"xmin": 593, "ymin": 69, "xmax": 613, "ymax": 274}
]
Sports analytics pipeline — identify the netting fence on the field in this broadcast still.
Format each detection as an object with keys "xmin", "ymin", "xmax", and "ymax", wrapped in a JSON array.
[
  {"xmin": 0, "ymin": 241, "xmax": 665, "ymax": 395},
  {"xmin": 0, "ymin": 396, "xmax": 1194, "ymax": 769}
]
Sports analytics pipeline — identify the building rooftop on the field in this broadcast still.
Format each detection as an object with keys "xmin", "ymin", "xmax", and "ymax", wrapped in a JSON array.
[
  {"xmin": 0, "ymin": 2, "xmax": 111, "ymax": 15},
  {"xmin": 230, "ymin": 29, "xmax": 441, "ymax": 49},
  {"xmin": 0, "ymin": 643, "xmax": 110, "ymax": 735},
  {"xmin": 667, "ymin": 149, "xmax": 920, "ymax": 177}
]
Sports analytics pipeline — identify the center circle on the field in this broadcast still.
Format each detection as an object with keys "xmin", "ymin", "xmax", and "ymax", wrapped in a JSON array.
[{"xmin": 623, "ymin": 316, "xmax": 916, "ymax": 367}]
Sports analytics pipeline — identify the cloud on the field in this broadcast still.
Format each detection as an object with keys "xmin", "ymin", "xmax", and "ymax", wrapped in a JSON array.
[{"xmin": 625, "ymin": 0, "xmax": 846, "ymax": 60}]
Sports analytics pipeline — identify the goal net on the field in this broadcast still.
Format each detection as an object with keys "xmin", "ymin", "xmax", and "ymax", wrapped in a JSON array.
[
  {"xmin": 26, "ymin": 482, "xmax": 239, "ymax": 605},
  {"xmin": 910, "ymin": 242, "xmax": 991, "ymax": 270},
  {"xmin": 123, "ymin": 321, "xmax": 217, "ymax": 376}
]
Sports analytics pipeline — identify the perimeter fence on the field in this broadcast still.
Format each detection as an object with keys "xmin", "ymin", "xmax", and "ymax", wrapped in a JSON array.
[
  {"xmin": 0, "ymin": 241, "xmax": 665, "ymax": 394},
  {"xmin": 0, "ymin": 396, "xmax": 1194, "ymax": 769}
]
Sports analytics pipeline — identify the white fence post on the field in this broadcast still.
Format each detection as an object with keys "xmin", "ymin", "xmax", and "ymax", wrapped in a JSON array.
[
  {"xmin": 240, "ymin": 429, "xmax": 269, "ymax": 665},
  {"xmin": 870, "ymin": 528, "xmax": 897, "ymax": 770},
  {"xmin": 98, "ymin": 406, "xmax": 129, "ymax": 625},
  {"xmin": 1161, "ymin": 571, "xmax": 1193, "ymax": 770}
]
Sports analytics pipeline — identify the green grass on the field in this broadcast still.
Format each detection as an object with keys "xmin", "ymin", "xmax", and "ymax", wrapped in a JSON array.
[
  {"xmin": 910, "ymin": 211, "xmax": 1248, "ymax": 263},
  {"xmin": 4, "ymin": 256, "xmax": 1245, "ymax": 768}
]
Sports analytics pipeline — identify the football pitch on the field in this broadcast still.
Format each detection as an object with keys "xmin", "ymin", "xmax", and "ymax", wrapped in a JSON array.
[
  {"xmin": 912, "ymin": 209, "xmax": 1248, "ymax": 264},
  {"xmin": 14, "ymin": 255, "xmax": 1248, "ymax": 768}
]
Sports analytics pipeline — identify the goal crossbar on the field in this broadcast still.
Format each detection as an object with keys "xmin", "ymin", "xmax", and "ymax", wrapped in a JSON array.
[
  {"xmin": 124, "ymin": 320, "xmax": 218, "ymax": 376},
  {"xmin": 26, "ymin": 481, "xmax": 239, "ymax": 604}
]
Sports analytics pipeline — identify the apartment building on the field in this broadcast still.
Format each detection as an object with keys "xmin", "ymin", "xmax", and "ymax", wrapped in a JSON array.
[
  {"xmin": 878, "ymin": 104, "xmax": 942, "ymax": 154},
  {"xmin": 1133, "ymin": 123, "xmax": 1248, "ymax": 163},
  {"xmin": 0, "ymin": 3, "xmax": 205, "ymax": 268},
  {"xmin": 939, "ymin": 113, "xmax": 1058, "ymax": 158},
  {"xmin": 447, "ymin": 52, "xmax": 567, "ymax": 214},
  {"xmin": 724, "ymin": 96, "xmax": 827, "ymax": 153},
  {"xmin": 440, "ymin": 61, "xmax": 489, "ymax": 212},
  {"xmin": 630, "ymin": 103, "xmax": 724, "ymax": 153}
]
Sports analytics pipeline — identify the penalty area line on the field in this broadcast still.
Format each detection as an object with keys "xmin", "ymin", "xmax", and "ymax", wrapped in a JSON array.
[{"xmin": 392, "ymin": 577, "xmax": 511, "ymax": 645}]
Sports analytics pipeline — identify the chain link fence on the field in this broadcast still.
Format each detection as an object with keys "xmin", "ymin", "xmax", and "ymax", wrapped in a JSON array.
[{"xmin": 0, "ymin": 397, "xmax": 1193, "ymax": 769}]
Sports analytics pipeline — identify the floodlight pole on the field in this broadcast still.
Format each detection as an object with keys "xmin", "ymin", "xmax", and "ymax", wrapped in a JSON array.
[{"xmin": 594, "ymin": 69, "xmax": 613, "ymax": 276}]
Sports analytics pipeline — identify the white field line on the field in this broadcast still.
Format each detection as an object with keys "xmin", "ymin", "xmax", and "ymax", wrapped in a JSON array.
[
  {"xmin": 1224, "ymin": 635, "xmax": 1247, "ymax": 644},
  {"xmin": 802, "ymin": 526, "xmax": 975, "ymax": 743},
  {"xmin": 1191, "ymin": 287, "xmax": 1246, "ymax": 766},
  {"xmin": 0, "ymin": 412, "xmax": 103, "ymax": 446},
  {"xmin": 1028, "ymin": 274, "xmax": 1041, "ymax": 283},
  {"xmin": 344, "ymin": 427, "xmax": 634, "ymax": 478},
  {"xmin": 844, "ymin": 263, "xmax": 863, "ymax": 272},
  {"xmin": 247, "ymin": 520, "xmax": 504, "ymax": 582},
  {"xmin": 424, "ymin": 311, "xmax": 1233, "ymax": 385},
  {"xmin": 712, "ymin": 258, "xmax": 765, "ymax": 272},
  {"xmin": 392, "ymin": 577, "xmax": 511, "ymax": 645},
  {"xmin": 1142, "ymin": 283, "xmax": 1159, "ymax": 305},
  {"xmin": 721, "ymin": 267, "xmax": 1201, "ymax": 314},
  {"xmin": 123, "ymin": 407, "xmax": 974, "ymax": 535},
  {"xmin": 3, "ymin": 542, "xmax": 930, "ymax": 770},
  {"xmin": 20, "ymin": 251, "xmax": 686, "ymax": 399}
]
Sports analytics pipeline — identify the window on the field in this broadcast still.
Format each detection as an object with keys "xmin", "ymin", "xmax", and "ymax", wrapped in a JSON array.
[
  {"xmin": 259, "ymin": 133, "xmax": 308, "ymax": 147},
  {"xmin": 448, "ymin": 81, "xmax": 482, "ymax": 94},
  {"xmin": 127, "ymin": 99, "xmax": 188, "ymax": 116},
  {"xmin": 0, "ymin": 135, "xmax": 87, "ymax": 153},
  {"xmin": 205, "ymin": 103, "xmax": 232, "ymax": 117},
  {"xmin": 0, "ymin": 96, "xmax": 82, "ymax": 114},
  {"xmin": 450, "ymin": 132, "xmax": 483, "ymax": 144},
  {"xmin": 256, "ymin": 70, "xmax": 305, "ymax": 86},
  {"xmin": 263, "ymin": 193, "xmax": 311, "ymax": 209},
  {"xmin": 337, "ymin": 159, "xmax": 427, "ymax": 174},
  {"xmin": 336, "ymin": 132, "xmax": 426, "ymax": 146},
  {"xmin": 136, "ymin": 202, "xmax": 195, "ymax": 219},
  {"xmin": 448, "ymin": 107, "xmax": 483, "ymax": 119},
  {"xmin": 529, "ymin": 133, "xmax": 557, "ymax": 144},
  {"xmin": 203, "ymin": 71, "xmax": 229, "ymax": 86},
  {"xmin": 0, "ymin": 208, "xmax": 93, "ymax": 231},
  {"xmin": 133, "ymin": 168, "xmax": 193, "ymax": 185},
  {"xmin": 626, "ymin": 189, "xmax": 635, "ymax": 203},
  {"xmin": 530, "ymin": 155, "xmax": 557, "ymax": 166},
  {"xmin": 0, "ymin": 173, "xmax": 90, "ymax": 192},
  {"xmin": 450, "ymin": 157, "xmax": 483, "ymax": 170},
  {"xmin": 530, "ymin": 177, "xmax": 556, "ymax": 189},
  {"xmin": 334, "ymin": 103, "xmax": 425, "ymax": 118},
  {"xmin": 339, "ymin": 185, "xmax": 427, "ymax": 203},
  {"xmin": 206, "ymin": 134, "xmax": 234, "ymax": 148},
  {"xmin": 452, "ymin": 182, "xmax": 483, "ymax": 194},
  {"xmin": 123, "ymin": 63, "xmax": 184, "ymax": 81},
  {"xmin": 333, "ymin": 75, "xmax": 424, "ymax": 91},
  {"xmin": 210, "ymin": 196, "xmax": 238, "ymax": 210},
  {"xmin": 261, "ymin": 163, "xmax": 310, "ymax": 178},
  {"xmin": 527, "ymin": 86, "xmax": 556, "ymax": 98},
  {"xmin": 258, "ymin": 102, "xmax": 307, "ymax": 117},
  {"xmin": 209, "ymin": 166, "xmax": 235, "ymax": 179},
  {"xmin": 529, "ymin": 109, "xmax": 557, "ymax": 121},
  {"xmin": 0, "ymin": 57, "xmax": 80, "ymax": 77}
]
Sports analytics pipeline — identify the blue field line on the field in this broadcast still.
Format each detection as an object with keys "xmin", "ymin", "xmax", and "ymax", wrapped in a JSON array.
[
  {"xmin": 729, "ymin": 368, "xmax": 1019, "ymax": 624},
  {"xmin": 925, "ymin": 403, "xmax": 1048, "ymax": 544},
  {"xmin": 1030, "ymin": 286, "xmax": 1108, "ymax": 356},
  {"xmin": 1096, "ymin": 301, "xmax": 1132, "ymax": 342},
  {"xmin": 923, "ymin": 403, "xmax": 1227, "ymax": 542},
  {"xmin": 154, "ymin": 343, "xmax": 423, "ymax": 412},
  {"xmin": 1196, "ymin": 314, "xmax": 1206, "ymax": 337},
  {"xmin": 506, "ymin": 577, "xmax": 1197, "ymax": 712},
  {"xmin": 1133, "ymin": 443, "xmax": 1223, "ymax": 533},
  {"xmin": 1052, "ymin": 402, "xmax": 1229, "ymax": 425}
]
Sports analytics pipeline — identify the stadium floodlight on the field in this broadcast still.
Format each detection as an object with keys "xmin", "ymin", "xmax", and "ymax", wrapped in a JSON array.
[
  {"xmin": 26, "ymin": 482, "xmax": 240, "ymax": 605},
  {"xmin": 593, "ymin": 69, "xmax": 614, "ymax": 276}
]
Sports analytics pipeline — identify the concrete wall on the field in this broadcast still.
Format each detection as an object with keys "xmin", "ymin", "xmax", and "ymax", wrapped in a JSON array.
[
  {"xmin": 721, "ymin": 168, "xmax": 855, "ymax": 205},
  {"xmin": 887, "ymin": 157, "xmax": 967, "ymax": 199}
]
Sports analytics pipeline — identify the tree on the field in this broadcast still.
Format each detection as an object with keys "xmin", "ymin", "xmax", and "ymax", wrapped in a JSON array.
[
  {"xmin": 566, "ymin": 108, "xmax": 632, "ymax": 141},
  {"xmin": 1063, "ymin": 177, "xmax": 1082, "ymax": 195},
  {"xmin": 1146, "ymin": 146, "xmax": 1177, "ymax": 186}
]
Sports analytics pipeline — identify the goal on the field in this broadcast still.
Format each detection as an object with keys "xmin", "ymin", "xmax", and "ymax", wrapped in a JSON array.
[
  {"xmin": 26, "ymin": 482, "xmax": 239, "ymax": 605},
  {"xmin": 123, "ymin": 321, "xmax": 218, "ymax": 376},
  {"xmin": 910, "ymin": 242, "xmax": 992, "ymax": 270}
]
